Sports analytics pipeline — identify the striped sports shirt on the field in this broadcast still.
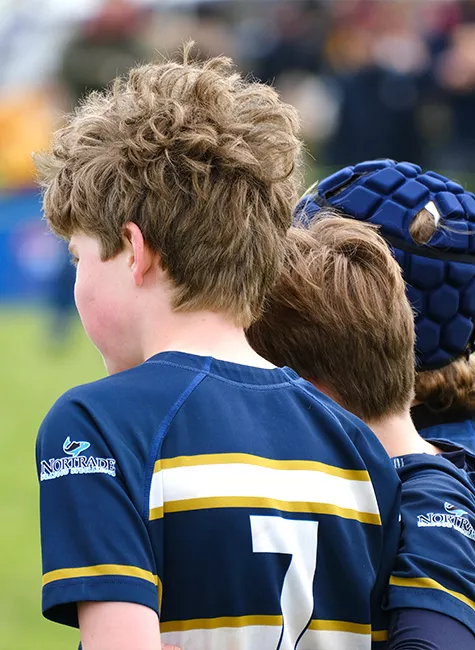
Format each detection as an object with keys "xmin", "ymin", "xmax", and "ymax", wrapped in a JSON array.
[{"xmin": 37, "ymin": 352, "xmax": 401, "ymax": 649}]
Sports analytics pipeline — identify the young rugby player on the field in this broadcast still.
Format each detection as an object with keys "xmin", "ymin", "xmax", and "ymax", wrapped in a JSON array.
[
  {"xmin": 295, "ymin": 160, "xmax": 475, "ymax": 462},
  {"xmin": 248, "ymin": 214, "xmax": 475, "ymax": 648},
  {"xmin": 35, "ymin": 51, "xmax": 402, "ymax": 650}
]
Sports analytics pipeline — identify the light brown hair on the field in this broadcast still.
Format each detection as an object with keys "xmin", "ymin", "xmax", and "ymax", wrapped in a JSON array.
[
  {"xmin": 247, "ymin": 213, "xmax": 415, "ymax": 421},
  {"xmin": 409, "ymin": 208, "xmax": 475, "ymax": 410},
  {"xmin": 409, "ymin": 207, "xmax": 437, "ymax": 245},
  {"xmin": 415, "ymin": 357, "xmax": 475, "ymax": 411},
  {"xmin": 35, "ymin": 45, "xmax": 302, "ymax": 327}
]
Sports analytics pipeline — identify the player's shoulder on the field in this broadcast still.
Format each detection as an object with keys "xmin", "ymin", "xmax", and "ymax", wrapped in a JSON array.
[
  {"xmin": 285, "ymin": 372, "xmax": 371, "ymax": 434},
  {"xmin": 389, "ymin": 453, "xmax": 475, "ymax": 633},
  {"xmin": 36, "ymin": 377, "xmax": 121, "ymax": 455},
  {"xmin": 39, "ymin": 367, "xmax": 144, "ymax": 429},
  {"xmin": 47, "ymin": 353, "xmax": 202, "ymax": 416},
  {"xmin": 394, "ymin": 453, "xmax": 475, "ymax": 517},
  {"xmin": 394, "ymin": 452, "xmax": 474, "ymax": 489},
  {"xmin": 285, "ymin": 373, "xmax": 399, "ymax": 489},
  {"xmin": 37, "ymin": 355, "xmax": 202, "ymax": 453},
  {"xmin": 296, "ymin": 378, "xmax": 391, "ymax": 458}
]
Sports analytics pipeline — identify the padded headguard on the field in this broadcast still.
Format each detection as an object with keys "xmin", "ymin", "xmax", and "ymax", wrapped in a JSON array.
[{"xmin": 295, "ymin": 159, "xmax": 475, "ymax": 371}]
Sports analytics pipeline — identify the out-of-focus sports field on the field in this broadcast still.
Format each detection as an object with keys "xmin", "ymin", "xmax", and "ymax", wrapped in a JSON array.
[
  {"xmin": 0, "ymin": 310, "xmax": 104, "ymax": 650},
  {"xmin": 3, "ymin": 0, "xmax": 475, "ymax": 647}
]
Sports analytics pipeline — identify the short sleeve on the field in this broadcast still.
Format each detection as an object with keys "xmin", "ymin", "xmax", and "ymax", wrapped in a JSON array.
[
  {"xmin": 36, "ymin": 391, "xmax": 159, "ymax": 628},
  {"xmin": 386, "ymin": 454, "xmax": 475, "ymax": 635}
]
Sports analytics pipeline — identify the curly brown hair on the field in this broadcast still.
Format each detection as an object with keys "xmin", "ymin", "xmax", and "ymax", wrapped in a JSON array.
[
  {"xmin": 247, "ymin": 214, "xmax": 415, "ymax": 421},
  {"xmin": 35, "ymin": 44, "xmax": 303, "ymax": 327},
  {"xmin": 414, "ymin": 357, "xmax": 475, "ymax": 411}
]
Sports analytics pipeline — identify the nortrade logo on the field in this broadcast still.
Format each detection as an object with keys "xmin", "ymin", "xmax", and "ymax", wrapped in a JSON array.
[
  {"xmin": 40, "ymin": 438, "xmax": 116, "ymax": 482},
  {"xmin": 417, "ymin": 502, "xmax": 475, "ymax": 541}
]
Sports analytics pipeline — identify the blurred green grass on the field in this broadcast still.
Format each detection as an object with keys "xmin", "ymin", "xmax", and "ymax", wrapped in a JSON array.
[{"xmin": 0, "ymin": 308, "xmax": 104, "ymax": 650}]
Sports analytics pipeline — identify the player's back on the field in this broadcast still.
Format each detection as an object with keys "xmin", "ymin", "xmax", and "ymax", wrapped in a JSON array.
[{"xmin": 37, "ymin": 352, "xmax": 400, "ymax": 649}]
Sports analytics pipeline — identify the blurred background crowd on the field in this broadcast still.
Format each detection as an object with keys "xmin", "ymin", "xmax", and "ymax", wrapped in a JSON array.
[
  {"xmin": 5, "ymin": 0, "xmax": 475, "ymax": 307},
  {"xmin": 5, "ymin": 0, "xmax": 475, "ymax": 183},
  {"xmin": 3, "ymin": 1, "xmax": 475, "ymax": 648},
  {"xmin": 4, "ymin": 0, "xmax": 475, "ymax": 307}
]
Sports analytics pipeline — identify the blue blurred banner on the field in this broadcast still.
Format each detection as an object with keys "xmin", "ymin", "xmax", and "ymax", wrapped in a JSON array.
[{"xmin": 0, "ymin": 189, "xmax": 64, "ymax": 301}]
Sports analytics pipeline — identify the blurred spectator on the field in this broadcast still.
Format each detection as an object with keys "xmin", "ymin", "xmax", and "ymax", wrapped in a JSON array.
[
  {"xmin": 248, "ymin": 1, "xmax": 328, "ymax": 84},
  {"xmin": 428, "ymin": 2, "xmax": 475, "ymax": 172},
  {"xmin": 234, "ymin": 1, "xmax": 335, "ymax": 158},
  {"xmin": 324, "ymin": 0, "xmax": 431, "ymax": 166},
  {"xmin": 46, "ymin": 242, "xmax": 78, "ymax": 348},
  {"xmin": 47, "ymin": 0, "xmax": 152, "ymax": 346},
  {"xmin": 59, "ymin": 0, "xmax": 151, "ymax": 109},
  {"xmin": 190, "ymin": 1, "xmax": 237, "ymax": 61}
]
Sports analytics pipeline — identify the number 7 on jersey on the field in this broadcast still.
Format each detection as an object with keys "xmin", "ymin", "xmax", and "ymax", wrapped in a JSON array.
[{"xmin": 250, "ymin": 516, "xmax": 320, "ymax": 650}]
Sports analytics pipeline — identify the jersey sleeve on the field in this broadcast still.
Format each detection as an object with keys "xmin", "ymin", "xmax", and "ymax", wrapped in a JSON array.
[
  {"xmin": 386, "ymin": 453, "xmax": 475, "ymax": 635},
  {"xmin": 36, "ymin": 390, "xmax": 159, "ymax": 628}
]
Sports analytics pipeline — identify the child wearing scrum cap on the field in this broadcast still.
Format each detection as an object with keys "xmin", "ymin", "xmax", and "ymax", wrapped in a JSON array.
[
  {"xmin": 248, "ymin": 211, "xmax": 475, "ymax": 649},
  {"xmin": 295, "ymin": 159, "xmax": 475, "ymax": 458}
]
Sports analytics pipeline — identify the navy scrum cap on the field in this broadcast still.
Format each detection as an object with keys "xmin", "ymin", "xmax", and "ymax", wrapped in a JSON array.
[{"xmin": 295, "ymin": 159, "xmax": 475, "ymax": 371}]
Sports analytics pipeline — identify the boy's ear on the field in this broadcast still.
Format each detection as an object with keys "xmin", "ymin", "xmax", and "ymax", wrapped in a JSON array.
[{"xmin": 122, "ymin": 222, "xmax": 157, "ymax": 287}]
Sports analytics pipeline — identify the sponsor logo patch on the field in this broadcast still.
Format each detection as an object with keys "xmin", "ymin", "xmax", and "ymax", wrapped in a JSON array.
[
  {"xmin": 40, "ymin": 437, "xmax": 116, "ymax": 481},
  {"xmin": 417, "ymin": 502, "xmax": 475, "ymax": 541}
]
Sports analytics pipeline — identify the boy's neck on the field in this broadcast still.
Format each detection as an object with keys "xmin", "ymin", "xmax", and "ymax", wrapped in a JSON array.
[
  {"xmin": 366, "ymin": 410, "xmax": 442, "ymax": 458},
  {"xmin": 308, "ymin": 380, "xmax": 442, "ymax": 458},
  {"xmin": 142, "ymin": 310, "xmax": 274, "ymax": 369}
]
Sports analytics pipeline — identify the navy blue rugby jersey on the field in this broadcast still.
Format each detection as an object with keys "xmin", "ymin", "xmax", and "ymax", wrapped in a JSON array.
[
  {"xmin": 388, "ymin": 453, "xmax": 475, "ymax": 635},
  {"xmin": 37, "ymin": 351, "xmax": 401, "ymax": 650}
]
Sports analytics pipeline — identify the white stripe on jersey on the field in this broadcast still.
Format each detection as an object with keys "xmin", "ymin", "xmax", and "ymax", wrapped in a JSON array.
[
  {"xmin": 149, "ymin": 460, "xmax": 380, "ymax": 522},
  {"xmin": 161, "ymin": 624, "xmax": 371, "ymax": 650}
]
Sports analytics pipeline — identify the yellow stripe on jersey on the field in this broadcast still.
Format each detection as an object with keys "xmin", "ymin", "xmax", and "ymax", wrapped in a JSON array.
[
  {"xmin": 307, "ymin": 620, "xmax": 371, "ymax": 634},
  {"xmin": 154, "ymin": 453, "xmax": 371, "ymax": 482},
  {"xmin": 160, "ymin": 616, "xmax": 372, "ymax": 635},
  {"xmin": 149, "ymin": 456, "xmax": 380, "ymax": 525},
  {"xmin": 371, "ymin": 629, "xmax": 389, "ymax": 642},
  {"xmin": 42, "ymin": 564, "xmax": 159, "ymax": 588},
  {"xmin": 390, "ymin": 575, "xmax": 475, "ymax": 611},
  {"xmin": 150, "ymin": 496, "xmax": 381, "ymax": 525},
  {"xmin": 150, "ymin": 505, "xmax": 164, "ymax": 520},
  {"xmin": 161, "ymin": 615, "xmax": 283, "ymax": 633}
]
